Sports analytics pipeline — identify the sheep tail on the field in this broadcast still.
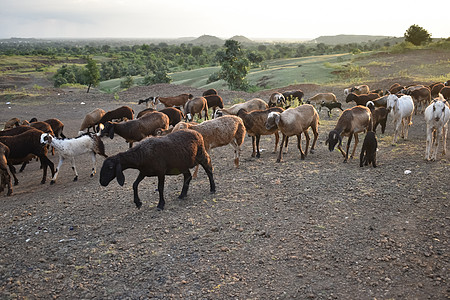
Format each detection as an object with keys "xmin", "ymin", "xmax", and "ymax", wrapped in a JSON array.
[{"xmin": 93, "ymin": 135, "xmax": 108, "ymax": 157}]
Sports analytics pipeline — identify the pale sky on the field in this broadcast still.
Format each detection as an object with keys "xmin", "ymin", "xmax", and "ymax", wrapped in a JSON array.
[{"xmin": 1, "ymin": 0, "xmax": 448, "ymax": 40}]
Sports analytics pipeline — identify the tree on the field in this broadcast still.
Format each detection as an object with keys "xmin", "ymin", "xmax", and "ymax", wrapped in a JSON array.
[
  {"xmin": 404, "ymin": 24, "xmax": 431, "ymax": 46},
  {"xmin": 84, "ymin": 57, "xmax": 100, "ymax": 93},
  {"xmin": 216, "ymin": 40, "xmax": 250, "ymax": 91}
]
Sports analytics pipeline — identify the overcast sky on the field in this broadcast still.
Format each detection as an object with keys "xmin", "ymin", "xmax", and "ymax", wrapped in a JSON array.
[{"xmin": 1, "ymin": 0, "xmax": 448, "ymax": 40}]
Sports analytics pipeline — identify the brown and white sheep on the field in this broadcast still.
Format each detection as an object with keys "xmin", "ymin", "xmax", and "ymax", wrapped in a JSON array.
[
  {"xmin": 268, "ymin": 92, "xmax": 286, "ymax": 108},
  {"xmin": 237, "ymin": 107, "xmax": 284, "ymax": 158},
  {"xmin": 216, "ymin": 98, "xmax": 268, "ymax": 116},
  {"xmin": 265, "ymin": 104, "xmax": 319, "ymax": 162},
  {"xmin": 185, "ymin": 97, "xmax": 209, "ymax": 122}
]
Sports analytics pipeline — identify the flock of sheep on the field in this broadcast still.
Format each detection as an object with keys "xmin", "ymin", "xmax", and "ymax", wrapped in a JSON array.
[{"xmin": 1, "ymin": 81, "xmax": 449, "ymax": 209}]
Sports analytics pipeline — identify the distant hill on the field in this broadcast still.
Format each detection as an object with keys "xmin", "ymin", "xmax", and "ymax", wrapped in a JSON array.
[
  {"xmin": 229, "ymin": 35, "xmax": 255, "ymax": 45},
  {"xmin": 310, "ymin": 34, "xmax": 401, "ymax": 45},
  {"xmin": 189, "ymin": 35, "xmax": 225, "ymax": 46}
]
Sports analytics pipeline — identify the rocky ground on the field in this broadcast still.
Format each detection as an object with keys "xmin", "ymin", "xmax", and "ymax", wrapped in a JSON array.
[{"xmin": 0, "ymin": 75, "xmax": 449, "ymax": 299}]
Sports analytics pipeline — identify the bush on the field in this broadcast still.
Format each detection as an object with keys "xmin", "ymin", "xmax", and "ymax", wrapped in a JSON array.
[
  {"xmin": 207, "ymin": 72, "xmax": 221, "ymax": 84},
  {"xmin": 120, "ymin": 75, "xmax": 134, "ymax": 89}
]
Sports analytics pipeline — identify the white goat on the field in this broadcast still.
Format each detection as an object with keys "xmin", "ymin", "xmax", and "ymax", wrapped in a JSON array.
[
  {"xmin": 40, "ymin": 128, "xmax": 108, "ymax": 184},
  {"xmin": 386, "ymin": 94, "xmax": 414, "ymax": 144},
  {"xmin": 424, "ymin": 94, "xmax": 450, "ymax": 161}
]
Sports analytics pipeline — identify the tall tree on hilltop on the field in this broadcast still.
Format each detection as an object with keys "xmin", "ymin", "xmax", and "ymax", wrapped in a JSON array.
[
  {"xmin": 404, "ymin": 24, "xmax": 431, "ymax": 46},
  {"xmin": 216, "ymin": 40, "xmax": 250, "ymax": 91},
  {"xmin": 85, "ymin": 57, "xmax": 100, "ymax": 93}
]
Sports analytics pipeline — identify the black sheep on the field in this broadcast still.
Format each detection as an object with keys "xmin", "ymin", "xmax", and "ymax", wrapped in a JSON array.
[
  {"xmin": 99, "ymin": 129, "xmax": 215, "ymax": 210},
  {"xmin": 360, "ymin": 131, "xmax": 378, "ymax": 168}
]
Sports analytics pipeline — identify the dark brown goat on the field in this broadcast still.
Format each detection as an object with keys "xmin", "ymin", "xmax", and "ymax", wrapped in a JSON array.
[
  {"xmin": 137, "ymin": 107, "xmax": 184, "ymax": 127},
  {"xmin": 202, "ymin": 89, "xmax": 218, "ymax": 97},
  {"xmin": 204, "ymin": 95, "xmax": 224, "ymax": 118},
  {"xmin": 97, "ymin": 106, "xmax": 134, "ymax": 127},
  {"xmin": 157, "ymin": 93, "xmax": 194, "ymax": 108},
  {"xmin": 359, "ymin": 131, "xmax": 377, "ymax": 168},
  {"xmin": 345, "ymin": 93, "xmax": 380, "ymax": 106},
  {"xmin": 99, "ymin": 129, "xmax": 215, "ymax": 210}
]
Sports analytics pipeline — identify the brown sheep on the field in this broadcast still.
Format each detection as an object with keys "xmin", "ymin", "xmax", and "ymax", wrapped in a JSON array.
[{"xmin": 185, "ymin": 97, "xmax": 209, "ymax": 122}]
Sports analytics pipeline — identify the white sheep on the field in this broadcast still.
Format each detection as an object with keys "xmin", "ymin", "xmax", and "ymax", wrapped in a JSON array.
[
  {"xmin": 386, "ymin": 94, "xmax": 414, "ymax": 144},
  {"xmin": 40, "ymin": 128, "xmax": 108, "ymax": 184},
  {"xmin": 424, "ymin": 94, "xmax": 450, "ymax": 161},
  {"xmin": 265, "ymin": 104, "xmax": 319, "ymax": 162}
]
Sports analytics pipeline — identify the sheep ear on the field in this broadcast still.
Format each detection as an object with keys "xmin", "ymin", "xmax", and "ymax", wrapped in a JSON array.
[
  {"xmin": 116, "ymin": 162, "xmax": 125, "ymax": 186},
  {"xmin": 338, "ymin": 135, "xmax": 342, "ymax": 147}
]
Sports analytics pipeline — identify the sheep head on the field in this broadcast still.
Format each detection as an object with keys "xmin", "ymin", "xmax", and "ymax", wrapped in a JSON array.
[
  {"xmin": 100, "ymin": 122, "xmax": 115, "ymax": 139},
  {"xmin": 40, "ymin": 133, "xmax": 53, "ymax": 145},
  {"xmin": 325, "ymin": 130, "xmax": 342, "ymax": 151},
  {"xmin": 100, "ymin": 156, "xmax": 125, "ymax": 187},
  {"xmin": 265, "ymin": 111, "xmax": 280, "ymax": 130}
]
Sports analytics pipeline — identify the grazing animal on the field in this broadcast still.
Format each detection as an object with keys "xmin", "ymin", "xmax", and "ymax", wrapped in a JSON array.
[
  {"xmin": 386, "ymin": 94, "xmax": 415, "ymax": 144},
  {"xmin": 97, "ymin": 106, "xmax": 134, "ymax": 129},
  {"xmin": 185, "ymin": 97, "xmax": 209, "ymax": 122},
  {"xmin": 306, "ymin": 93, "xmax": 337, "ymax": 108},
  {"xmin": 0, "ymin": 128, "xmax": 55, "ymax": 185},
  {"xmin": 320, "ymin": 101, "xmax": 344, "ymax": 117},
  {"xmin": 326, "ymin": 106, "xmax": 373, "ymax": 162},
  {"xmin": 388, "ymin": 83, "xmax": 404, "ymax": 94},
  {"xmin": 101, "ymin": 111, "xmax": 169, "ymax": 148},
  {"xmin": 3, "ymin": 118, "xmax": 20, "ymax": 130},
  {"xmin": 155, "ymin": 93, "xmax": 194, "ymax": 109},
  {"xmin": 215, "ymin": 98, "xmax": 268, "ymax": 116},
  {"xmin": 137, "ymin": 107, "xmax": 184, "ymax": 127},
  {"xmin": 204, "ymin": 95, "xmax": 224, "ymax": 118},
  {"xmin": 345, "ymin": 93, "xmax": 380, "ymax": 106},
  {"xmin": 237, "ymin": 107, "xmax": 284, "ymax": 158},
  {"xmin": 430, "ymin": 83, "xmax": 444, "ymax": 98},
  {"xmin": 366, "ymin": 101, "xmax": 388, "ymax": 134},
  {"xmin": 351, "ymin": 85, "xmax": 370, "ymax": 95},
  {"xmin": 79, "ymin": 108, "xmax": 106, "ymax": 134},
  {"xmin": 265, "ymin": 104, "xmax": 319, "ymax": 162},
  {"xmin": 359, "ymin": 131, "xmax": 378, "ymax": 168},
  {"xmin": 439, "ymin": 86, "xmax": 450, "ymax": 100},
  {"xmin": 202, "ymin": 89, "xmax": 218, "ymax": 97},
  {"xmin": 268, "ymin": 92, "xmax": 286, "ymax": 108},
  {"xmin": 424, "ymin": 95, "xmax": 450, "ymax": 161},
  {"xmin": 404, "ymin": 86, "xmax": 431, "ymax": 114},
  {"xmin": 172, "ymin": 115, "xmax": 246, "ymax": 177},
  {"xmin": 99, "ymin": 129, "xmax": 216, "ymax": 211},
  {"xmin": 40, "ymin": 130, "xmax": 108, "ymax": 184},
  {"xmin": 0, "ymin": 142, "xmax": 12, "ymax": 196},
  {"xmin": 282, "ymin": 90, "xmax": 304, "ymax": 107}
]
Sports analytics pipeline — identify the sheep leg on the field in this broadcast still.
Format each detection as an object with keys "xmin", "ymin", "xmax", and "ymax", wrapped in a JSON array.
[
  {"xmin": 273, "ymin": 132, "xmax": 280, "ymax": 153},
  {"xmin": 296, "ymin": 134, "xmax": 306, "ymax": 160},
  {"xmin": 276, "ymin": 134, "xmax": 287, "ymax": 163},
  {"xmin": 90, "ymin": 152, "xmax": 97, "ymax": 177},
  {"xmin": 350, "ymin": 133, "xmax": 359, "ymax": 159},
  {"xmin": 359, "ymin": 147, "xmax": 366, "ymax": 167},
  {"xmin": 284, "ymin": 136, "xmax": 289, "ymax": 153},
  {"xmin": 8, "ymin": 163, "xmax": 19, "ymax": 186},
  {"xmin": 132, "ymin": 173, "xmax": 145, "ymax": 209},
  {"xmin": 230, "ymin": 140, "xmax": 240, "ymax": 167},
  {"xmin": 69, "ymin": 156, "xmax": 80, "ymax": 181},
  {"xmin": 156, "ymin": 175, "xmax": 166, "ymax": 210},
  {"xmin": 192, "ymin": 165, "xmax": 200, "ymax": 179},
  {"xmin": 310, "ymin": 126, "xmax": 318, "ymax": 154},
  {"xmin": 425, "ymin": 125, "xmax": 433, "ymax": 160},
  {"xmin": 256, "ymin": 135, "xmax": 261, "ymax": 158},
  {"xmin": 343, "ymin": 134, "xmax": 353, "ymax": 162},
  {"xmin": 432, "ymin": 129, "xmax": 441, "ymax": 161},
  {"xmin": 304, "ymin": 131, "xmax": 310, "ymax": 157},
  {"xmin": 0, "ymin": 167, "xmax": 12, "ymax": 196},
  {"xmin": 40, "ymin": 155, "xmax": 55, "ymax": 184},
  {"xmin": 179, "ymin": 170, "xmax": 192, "ymax": 199},
  {"xmin": 50, "ymin": 156, "xmax": 64, "ymax": 184},
  {"xmin": 442, "ymin": 125, "xmax": 448, "ymax": 155},
  {"xmin": 251, "ymin": 136, "xmax": 257, "ymax": 157},
  {"xmin": 199, "ymin": 161, "xmax": 216, "ymax": 194}
]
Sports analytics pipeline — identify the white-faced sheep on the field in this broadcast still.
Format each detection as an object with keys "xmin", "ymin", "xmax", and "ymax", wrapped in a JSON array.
[
  {"xmin": 0, "ymin": 128, "xmax": 55, "ymax": 185},
  {"xmin": 40, "ymin": 130, "xmax": 108, "ymax": 184},
  {"xmin": 386, "ymin": 94, "xmax": 414, "ymax": 144},
  {"xmin": 265, "ymin": 104, "xmax": 319, "ymax": 162},
  {"xmin": 359, "ymin": 131, "xmax": 378, "ymax": 168},
  {"xmin": 237, "ymin": 107, "xmax": 284, "ymax": 158},
  {"xmin": 79, "ymin": 108, "xmax": 106, "ymax": 135},
  {"xmin": 99, "ymin": 129, "xmax": 216, "ymax": 211},
  {"xmin": 101, "ymin": 111, "xmax": 169, "ymax": 148},
  {"xmin": 424, "ymin": 95, "xmax": 450, "ymax": 161},
  {"xmin": 185, "ymin": 97, "xmax": 209, "ymax": 122},
  {"xmin": 215, "ymin": 98, "xmax": 268, "ymax": 116},
  {"xmin": 172, "ymin": 115, "xmax": 246, "ymax": 177},
  {"xmin": 326, "ymin": 106, "xmax": 373, "ymax": 162},
  {"xmin": 366, "ymin": 101, "xmax": 389, "ymax": 134},
  {"xmin": 0, "ymin": 142, "xmax": 12, "ymax": 196},
  {"xmin": 268, "ymin": 92, "xmax": 286, "ymax": 108}
]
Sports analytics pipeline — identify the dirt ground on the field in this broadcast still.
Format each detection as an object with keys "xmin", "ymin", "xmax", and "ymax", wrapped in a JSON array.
[{"xmin": 1, "ymin": 74, "xmax": 449, "ymax": 298}]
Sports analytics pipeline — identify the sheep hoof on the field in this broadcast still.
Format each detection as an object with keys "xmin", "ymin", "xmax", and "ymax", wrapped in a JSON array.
[
  {"xmin": 14, "ymin": 180, "xmax": 19, "ymax": 186},
  {"xmin": 90, "ymin": 173, "xmax": 94, "ymax": 178},
  {"xmin": 7, "ymin": 190, "xmax": 12, "ymax": 196},
  {"xmin": 276, "ymin": 159, "xmax": 281, "ymax": 163},
  {"xmin": 73, "ymin": 176, "xmax": 78, "ymax": 182},
  {"xmin": 135, "ymin": 202, "xmax": 142, "ymax": 209},
  {"xmin": 310, "ymin": 149, "xmax": 315, "ymax": 154},
  {"xmin": 50, "ymin": 180, "xmax": 55, "ymax": 185},
  {"xmin": 210, "ymin": 189, "xmax": 216, "ymax": 194},
  {"xmin": 156, "ymin": 206, "xmax": 164, "ymax": 211}
]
